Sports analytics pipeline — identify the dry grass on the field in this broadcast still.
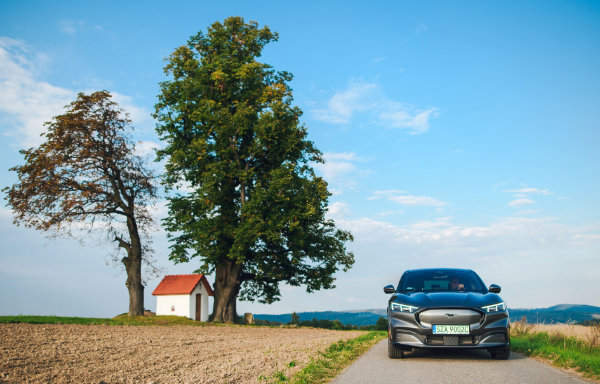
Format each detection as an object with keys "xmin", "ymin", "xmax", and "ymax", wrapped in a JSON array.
[
  {"xmin": 511, "ymin": 316, "xmax": 535, "ymax": 337},
  {"xmin": 530, "ymin": 323, "xmax": 600, "ymax": 346},
  {"xmin": 512, "ymin": 317, "xmax": 600, "ymax": 348}
]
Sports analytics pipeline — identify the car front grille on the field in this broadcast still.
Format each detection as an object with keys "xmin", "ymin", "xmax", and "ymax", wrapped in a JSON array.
[{"xmin": 417, "ymin": 308, "xmax": 482, "ymax": 326}]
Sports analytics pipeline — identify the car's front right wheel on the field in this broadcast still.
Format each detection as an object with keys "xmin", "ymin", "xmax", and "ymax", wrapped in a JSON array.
[{"xmin": 388, "ymin": 338, "xmax": 404, "ymax": 359}]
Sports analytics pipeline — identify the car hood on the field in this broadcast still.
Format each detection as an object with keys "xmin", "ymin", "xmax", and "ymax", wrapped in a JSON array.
[{"xmin": 390, "ymin": 291, "xmax": 503, "ymax": 309}]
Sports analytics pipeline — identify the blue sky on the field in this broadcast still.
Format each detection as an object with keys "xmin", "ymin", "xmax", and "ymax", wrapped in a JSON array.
[{"xmin": 1, "ymin": 1, "xmax": 599, "ymax": 317}]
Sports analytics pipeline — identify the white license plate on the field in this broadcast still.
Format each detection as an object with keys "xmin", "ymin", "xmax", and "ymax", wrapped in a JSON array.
[{"xmin": 433, "ymin": 325, "xmax": 470, "ymax": 335}]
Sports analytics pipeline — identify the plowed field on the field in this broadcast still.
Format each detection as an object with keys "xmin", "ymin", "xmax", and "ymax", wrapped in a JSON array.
[{"xmin": 0, "ymin": 323, "xmax": 363, "ymax": 383}]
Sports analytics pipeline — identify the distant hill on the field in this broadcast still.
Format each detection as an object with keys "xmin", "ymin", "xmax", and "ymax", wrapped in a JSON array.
[
  {"xmin": 253, "ymin": 311, "xmax": 383, "ymax": 326},
  {"xmin": 254, "ymin": 304, "xmax": 600, "ymax": 326},
  {"xmin": 509, "ymin": 304, "xmax": 600, "ymax": 324},
  {"xmin": 344, "ymin": 308, "xmax": 387, "ymax": 316}
]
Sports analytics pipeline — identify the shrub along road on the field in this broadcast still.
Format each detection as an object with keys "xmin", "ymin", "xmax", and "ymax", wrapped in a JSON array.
[{"xmin": 331, "ymin": 340, "xmax": 593, "ymax": 384}]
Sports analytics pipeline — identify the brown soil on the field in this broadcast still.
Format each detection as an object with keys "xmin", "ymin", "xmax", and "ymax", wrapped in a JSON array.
[{"xmin": 0, "ymin": 323, "xmax": 363, "ymax": 384}]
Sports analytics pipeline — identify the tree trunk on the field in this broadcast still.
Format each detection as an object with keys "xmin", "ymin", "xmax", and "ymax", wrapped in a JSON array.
[
  {"xmin": 211, "ymin": 260, "xmax": 242, "ymax": 323},
  {"xmin": 124, "ymin": 216, "xmax": 144, "ymax": 316},
  {"xmin": 125, "ymin": 253, "xmax": 144, "ymax": 316}
]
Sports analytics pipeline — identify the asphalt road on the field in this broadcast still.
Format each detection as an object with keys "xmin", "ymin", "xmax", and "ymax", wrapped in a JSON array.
[{"xmin": 331, "ymin": 340, "xmax": 592, "ymax": 384}]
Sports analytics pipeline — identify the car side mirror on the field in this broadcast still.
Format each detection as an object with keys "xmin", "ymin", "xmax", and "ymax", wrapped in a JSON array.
[
  {"xmin": 489, "ymin": 284, "xmax": 501, "ymax": 294},
  {"xmin": 384, "ymin": 285, "xmax": 395, "ymax": 294}
]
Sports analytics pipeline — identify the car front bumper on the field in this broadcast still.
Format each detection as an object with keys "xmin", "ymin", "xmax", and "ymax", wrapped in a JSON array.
[{"xmin": 388, "ymin": 308, "xmax": 510, "ymax": 351}]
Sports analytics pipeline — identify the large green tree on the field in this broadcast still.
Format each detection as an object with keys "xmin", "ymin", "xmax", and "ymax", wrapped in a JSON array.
[
  {"xmin": 155, "ymin": 17, "xmax": 354, "ymax": 323},
  {"xmin": 4, "ymin": 91, "xmax": 157, "ymax": 316}
]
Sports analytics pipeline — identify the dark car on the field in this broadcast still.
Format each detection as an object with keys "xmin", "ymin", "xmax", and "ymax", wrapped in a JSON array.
[{"xmin": 384, "ymin": 268, "xmax": 510, "ymax": 359}]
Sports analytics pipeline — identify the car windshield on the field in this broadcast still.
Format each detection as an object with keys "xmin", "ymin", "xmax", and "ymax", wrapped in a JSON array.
[{"xmin": 398, "ymin": 270, "xmax": 486, "ymax": 293}]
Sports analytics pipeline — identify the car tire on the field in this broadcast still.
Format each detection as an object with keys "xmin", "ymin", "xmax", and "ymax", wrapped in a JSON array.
[
  {"xmin": 388, "ymin": 338, "xmax": 404, "ymax": 359},
  {"xmin": 490, "ymin": 348, "xmax": 510, "ymax": 360}
]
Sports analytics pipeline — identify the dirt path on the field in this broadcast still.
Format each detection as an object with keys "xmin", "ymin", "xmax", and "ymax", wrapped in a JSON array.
[{"xmin": 0, "ymin": 323, "xmax": 362, "ymax": 383}]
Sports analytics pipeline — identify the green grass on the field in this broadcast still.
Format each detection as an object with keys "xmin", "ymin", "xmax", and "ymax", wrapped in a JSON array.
[
  {"xmin": 259, "ymin": 331, "xmax": 386, "ymax": 384},
  {"xmin": 0, "ymin": 314, "xmax": 214, "ymax": 326},
  {"xmin": 511, "ymin": 332, "xmax": 600, "ymax": 381}
]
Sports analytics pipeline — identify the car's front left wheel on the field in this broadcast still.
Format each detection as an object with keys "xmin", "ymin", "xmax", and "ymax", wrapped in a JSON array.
[
  {"xmin": 490, "ymin": 347, "xmax": 510, "ymax": 360},
  {"xmin": 388, "ymin": 338, "xmax": 404, "ymax": 359}
]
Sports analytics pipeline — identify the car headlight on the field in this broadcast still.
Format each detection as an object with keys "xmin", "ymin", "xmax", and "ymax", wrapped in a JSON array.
[
  {"xmin": 390, "ymin": 302, "xmax": 419, "ymax": 313},
  {"xmin": 481, "ymin": 302, "xmax": 506, "ymax": 313}
]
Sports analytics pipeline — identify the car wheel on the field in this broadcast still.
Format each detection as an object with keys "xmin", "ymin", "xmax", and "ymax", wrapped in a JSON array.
[
  {"xmin": 388, "ymin": 338, "xmax": 404, "ymax": 359},
  {"xmin": 490, "ymin": 348, "xmax": 510, "ymax": 360}
]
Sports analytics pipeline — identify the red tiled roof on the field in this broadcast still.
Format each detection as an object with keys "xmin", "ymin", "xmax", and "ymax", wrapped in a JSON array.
[{"xmin": 152, "ymin": 274, "xmax": 214, "ymax": 296}]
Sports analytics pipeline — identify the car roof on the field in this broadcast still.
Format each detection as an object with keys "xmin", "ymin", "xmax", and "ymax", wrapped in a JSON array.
[{"xmin": 403, "ymin": 268, "xmax": 475, "ymax": 274}]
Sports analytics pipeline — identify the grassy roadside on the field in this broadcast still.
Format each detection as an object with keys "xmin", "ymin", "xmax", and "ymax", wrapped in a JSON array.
[
  {"xmin": 259, "ymin": 331, "xmax": 386, "ymax": 384},
  {"xmin": 511, "ymin": 321, "xmax": 600, "ymax": 381},
  {"xmin": 0, "ymin": 315, "xmax": 212, "ymax": 326},
  {"xmin": 511, "ymin": 333, "xmax": 600, "ymax": 381}
]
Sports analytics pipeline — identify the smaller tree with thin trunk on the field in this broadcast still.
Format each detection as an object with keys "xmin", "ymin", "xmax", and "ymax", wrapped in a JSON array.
[{"xmin": 3, "ymin": 91, "xmax": 157, "ymax": 316}]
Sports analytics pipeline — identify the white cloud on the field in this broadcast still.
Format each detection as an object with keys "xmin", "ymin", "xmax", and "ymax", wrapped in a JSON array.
[
  {"xmin": 323, "ymin": 152, "xmax": 360, "ymax": 161},
  {"xmin": 317, "ymin": 158, "xmax": 355, "ymax": 180},
  {"xmin": 328, "ymin": 201, "xmax": 350, "ymax": 219},
  {"xmin": 333, "ymin": 214, "xmax": 600, "ymax": 307},
  {"xmin": 501, "ymin": 186, "xmax": 553, "ymax": 210},
  {"xmin": 411, "ymin": 217, "xmax": 453, "ymax": 230},
  {"xmin": 312, "ymin": 82, "xmax": 377, "ymax": 124},
  {"xmin": 58, "ymin": 20, "xmax": 102, "ymax": 35},
  {"xmin": 379, "ymin": 103, "xmax": 439, "ymax": 134},
  {"xmin": 378, "ymin": 210, "xmax": 404, "ymax": 217},
  {"xmin": 312, "ymin": 80, "xmax": 439, "ymax": 134},
  {"xmin": 0, "ymin": 206, "xmax": 12, "ymax": 221},
  {"xmin": 513, "ymin": 209, "xmax": 541, "ymax": 216},
  {"xmin": 389, "ymin": 195, "xmax": 446, "ymax": 207},
  {"xmin": 147, "ymin": 199, "xmax": 170, "ymax": 224},
  {"xmin": 0, "ymin": 37, "xmax": 74, "ymax": 147},
  {"xmin": 135, "ymin": 140, "xmax": 160, "ymax": 159},
  {"xmin": 314, "ymin": 152, "xmax": 366, "ymax": 195},
  {"xmin": 110, "ymin": 91, "xmax": 152, "ymax": 131},
  {"xmin": 504, "ymin": 187, "xmax": 551, "ymax": 196},
  {"xmin": 508, "ymin": 198, "xmax": 535, "ymax": 207},
  {"xmin": 59, "ymin": 20, "xmax": 80, "ymax": 35},
  {"xmin": 370, "ymin": 190, "xmax": 447, "ymax": 207},
  {"xmin": 572, "ymin": 233, "xmax": 600, "ymax": 241},
  {"xmin": 368, "ymin": 189, "xmax": 406, "ymax": 199},
  {"xmin": 0, "ymin": 37, "xmax": 151, "ymax": 147},
  {"xmin": 416, "ymin": 23, "xmax": 428, "ymax": 34}
]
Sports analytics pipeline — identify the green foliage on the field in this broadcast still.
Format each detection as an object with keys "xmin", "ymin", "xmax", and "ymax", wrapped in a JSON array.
[
  {"xmin": 247, "ymin": 313, "xmax": 387, "ymax": 331},
  {"xmin": 375, "ymin": 316, "xmax": 388, "ymax": 331},
  {"xmin": 154, "ymin": 16, "xmax": 354, "ymax": 306},
  {"xmin": 253, "ymin": 318, "xmax": 284, "ymax": 327},
  {"xmin": 331, "ymin": 320, "xmax": 344, "ymax": 330},
  {"xmin": 292, "ymin": 318, "xmax": 381, "ymax": 331},
  {"xmin": 290, "ymin": 312, "xmax": 301, "ymax": 326},
  {"xmin": 512, "ymin": 332, "xmax": 600, "ymax": 380}
]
